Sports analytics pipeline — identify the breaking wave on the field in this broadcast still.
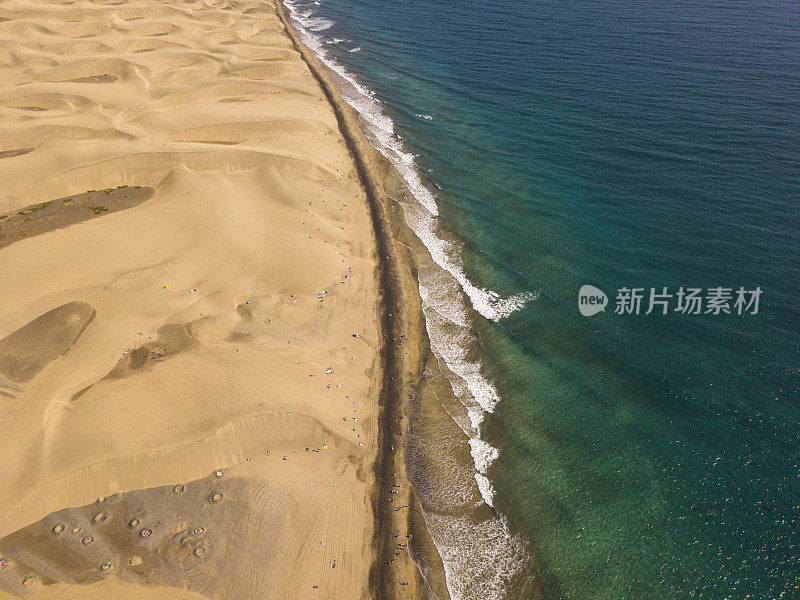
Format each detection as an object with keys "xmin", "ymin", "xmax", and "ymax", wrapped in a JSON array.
[{"xmin": 282, "ymin": 2, "xmax": 537, "ymax": 598}]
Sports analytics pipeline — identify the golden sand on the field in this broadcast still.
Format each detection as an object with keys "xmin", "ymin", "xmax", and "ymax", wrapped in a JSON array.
[{"xmin": 0, "ymin": 0, "xmax": 426, "ymax": 597}]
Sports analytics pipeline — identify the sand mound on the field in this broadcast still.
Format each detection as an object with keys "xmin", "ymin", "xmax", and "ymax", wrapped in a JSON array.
[{"xmin": 0, "ymin": 302, "xmax": 95, "ymax": 384}]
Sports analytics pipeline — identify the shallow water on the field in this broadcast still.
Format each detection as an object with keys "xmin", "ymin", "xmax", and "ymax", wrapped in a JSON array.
[{"xmin": 284, "ymin": 1, "xmax": 800, "ymax": 598}]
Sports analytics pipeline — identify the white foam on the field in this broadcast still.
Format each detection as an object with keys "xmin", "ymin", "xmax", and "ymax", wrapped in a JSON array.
[
  {"xmin": 308, "ymin": 17, "xmax": 333, "ymax": 31},
  {"xmin": 406, "ymin": 205, "xmax": 539, "ymax": 321},
  {"xmin": 475, "ymin": 473, "xmax": 496, "ymax": 507},
  {"xmin": 425, "ymin": 512, "xmax": 533, "ymax": 600},
  {"xmin": 472, "ymin": 443, "xmax": 500, "ymax": 506},
  {"xmin": 470, "ymin": 430, "xmax": 500, "ymax": 506},
  {"xmin": 469, "ymin": 437, "xmax": 499, "ymax": 474},
  {"xmin": 423, "ymin": 310, "xmax": 499, "ymax": 415},
  {"xmin": 467, "ymin": 406, "xmax": 484, "ymax": 431},
  {"xmin": 286, "ymin": 2, "xmax": 332, "ymax": 32},
  {"xmin": 282, "ymin": 3, "xmax": 534, "ymax": 597}
]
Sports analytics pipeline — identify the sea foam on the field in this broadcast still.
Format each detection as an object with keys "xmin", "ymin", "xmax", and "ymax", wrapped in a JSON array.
[{"xmin": 283, "ymin": 2, "xmax": 534, "ymax": 597}]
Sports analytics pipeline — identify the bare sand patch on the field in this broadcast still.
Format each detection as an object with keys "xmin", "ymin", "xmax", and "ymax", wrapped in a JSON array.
[
  {"xmin": 0, "ymin": 301, "xmax": 95, "ymax": 384},
  {"xmin": 0, "ymin": 149, "xmax": 33, "ymax": 160}
]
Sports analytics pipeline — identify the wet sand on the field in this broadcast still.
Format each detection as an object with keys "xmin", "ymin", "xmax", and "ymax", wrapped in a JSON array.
[{"xmin": 276, "ymin": 4, "xmax": 435, "ymax": 598}]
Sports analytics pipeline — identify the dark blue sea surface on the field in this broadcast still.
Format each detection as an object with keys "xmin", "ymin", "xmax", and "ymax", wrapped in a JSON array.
[{"xmin": 285, "ymin": 1, "xmax": 800, "ymax": 599}]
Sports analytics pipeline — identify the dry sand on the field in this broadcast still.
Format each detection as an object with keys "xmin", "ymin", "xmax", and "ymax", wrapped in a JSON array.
[{"xmin": 0, "ymin": 0, "xmax": 423, "ymax": 597}]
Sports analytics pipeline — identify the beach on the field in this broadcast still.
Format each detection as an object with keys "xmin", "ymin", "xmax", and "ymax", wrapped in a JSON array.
[
  {"xmin": 0, "ymin": 0, "xmax": 426, "ymax": 598},
  {"xmin": 274, "ymin": 1, "xmax": 800, "ymax": 599}
]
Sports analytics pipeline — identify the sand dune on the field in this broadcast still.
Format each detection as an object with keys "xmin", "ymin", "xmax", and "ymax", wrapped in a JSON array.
[{"xmin": 0, "ymin": 0, "xmax": 385, "ymax": 598}]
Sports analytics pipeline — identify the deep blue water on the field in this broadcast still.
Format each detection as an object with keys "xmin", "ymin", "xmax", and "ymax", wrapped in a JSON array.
[{"xmin": 285, "ymin": 1, "xmax": 800, "ymax": 599}]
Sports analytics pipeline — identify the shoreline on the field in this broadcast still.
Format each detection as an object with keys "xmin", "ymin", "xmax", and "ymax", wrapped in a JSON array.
[
  {"xmin": 273, "ymin": 5, "xmax": 547, "ymax": 599},
  {"xmin": 273, "ymin": 2, "xmax": 436, "ymax": 598}
]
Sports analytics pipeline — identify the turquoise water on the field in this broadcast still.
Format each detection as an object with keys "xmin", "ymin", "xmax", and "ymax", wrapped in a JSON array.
[{"xmin": 285, "ymin": 1, "xmax": 800, "ymax": 599}]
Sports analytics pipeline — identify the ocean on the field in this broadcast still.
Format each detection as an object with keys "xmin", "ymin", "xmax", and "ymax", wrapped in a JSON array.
[{"xmin": 282, "ymin": 1, "xmax": 800, "ymax": 599}]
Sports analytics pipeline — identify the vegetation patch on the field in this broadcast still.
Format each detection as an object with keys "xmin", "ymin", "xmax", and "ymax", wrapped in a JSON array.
[{"xmin": 0, "ymin": 185, "xmax": 155, "ymax": 249}]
